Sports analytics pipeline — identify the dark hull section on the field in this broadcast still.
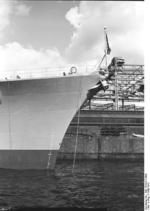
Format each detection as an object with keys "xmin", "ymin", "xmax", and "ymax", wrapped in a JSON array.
[{"xmin": 0, "ymin": 150, "xmax": 58, "ymax": 170}]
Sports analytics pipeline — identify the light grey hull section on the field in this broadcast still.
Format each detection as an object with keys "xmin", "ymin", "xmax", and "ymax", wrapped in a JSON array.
[{"xmin": 0, "ymin": 74, "xmax": 99, "ymax": 169}]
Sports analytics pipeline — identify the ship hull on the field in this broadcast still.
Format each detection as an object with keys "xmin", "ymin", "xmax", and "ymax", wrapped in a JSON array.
[
  {"xmin": 0, "ymin": 74, "xmax": 99, "ymax": 169},
  {"xmin": 0, "ymin": 150, "xmax": 57, "ymax": 169}
]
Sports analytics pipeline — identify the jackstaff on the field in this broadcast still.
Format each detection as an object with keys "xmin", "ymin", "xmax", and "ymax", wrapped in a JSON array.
[{"xmin": 104, "ymin": 27, "xmax": 111, "ymax": 55}]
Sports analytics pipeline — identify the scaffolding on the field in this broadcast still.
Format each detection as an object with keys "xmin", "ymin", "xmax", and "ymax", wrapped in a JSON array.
[{"xmin": 82, "ymin": 63, "xmax": 144, "ymax": 111}]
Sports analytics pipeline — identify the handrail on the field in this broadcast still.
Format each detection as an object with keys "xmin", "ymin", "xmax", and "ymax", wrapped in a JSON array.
[{"xmin": 0, "ymin": 65, "xmax": 96, "ymax": 81}]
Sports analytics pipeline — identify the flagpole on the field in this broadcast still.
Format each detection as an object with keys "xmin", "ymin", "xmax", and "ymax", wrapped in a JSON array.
[
  {"xmin": 97, "ymin": 27, "xmax": 111, "ymax": 71},
  {"xmin": 104, "ymin": 27, "xmax": 107, "ymax": 68}
]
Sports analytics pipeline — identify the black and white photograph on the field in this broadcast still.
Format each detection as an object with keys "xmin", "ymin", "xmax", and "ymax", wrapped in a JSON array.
[{"xmin": 0, "ymin": 0, "xmax": 146, "ymax": 210}]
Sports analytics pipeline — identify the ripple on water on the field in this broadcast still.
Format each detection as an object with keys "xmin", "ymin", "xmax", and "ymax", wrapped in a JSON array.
[{"xmin": 0, "ymin": 160, "xmax": 144, "ymax": 211}]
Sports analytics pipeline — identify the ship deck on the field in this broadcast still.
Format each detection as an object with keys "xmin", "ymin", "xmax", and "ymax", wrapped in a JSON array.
[{"xmin": 0, "ymin": 66, "xmax": 96, "ymax": 82}]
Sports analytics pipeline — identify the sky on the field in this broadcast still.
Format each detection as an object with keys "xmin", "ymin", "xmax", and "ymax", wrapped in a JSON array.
[{"xmin": 0, "ymin": 0, "xmax": 144, "ymax": 73}]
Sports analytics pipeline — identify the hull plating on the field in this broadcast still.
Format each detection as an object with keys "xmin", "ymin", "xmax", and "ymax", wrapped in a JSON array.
[{"xmin": 0, "ymin": 74, "xmax": 99, "ymax": 169}]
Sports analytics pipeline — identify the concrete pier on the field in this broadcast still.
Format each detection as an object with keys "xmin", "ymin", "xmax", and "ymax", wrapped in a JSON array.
[{"xmin": 58, "ymin": 110, "xmax": 144, "ymax": 160}]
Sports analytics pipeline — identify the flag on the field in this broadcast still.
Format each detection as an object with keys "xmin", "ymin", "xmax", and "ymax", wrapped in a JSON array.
[{"xmin": 104, "ymin": 28, "xmax": 111, "ymax": 55}]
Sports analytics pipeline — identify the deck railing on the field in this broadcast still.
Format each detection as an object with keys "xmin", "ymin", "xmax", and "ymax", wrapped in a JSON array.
[{"xmin": 0, "ymin": 65, "xmax": 96, "ymax": 81}]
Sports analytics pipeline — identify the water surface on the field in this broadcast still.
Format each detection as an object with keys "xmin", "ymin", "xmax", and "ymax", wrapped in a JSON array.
[{"xmin": 0, "ymin": 160, "xmax": 144, "ymax": 211}]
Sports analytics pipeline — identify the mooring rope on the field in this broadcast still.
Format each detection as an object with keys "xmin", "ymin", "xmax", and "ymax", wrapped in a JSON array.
[
  {"xmin": 7, "ymin": 81, "xmax": 12, "ymax": 149},
  {"xmin": 47, "ymin": 134, "xmax": 53, "ymax": 169},
  {"xmin": 72, "ymin": 76, "xmax": 83, "ymax": 173},
  {"xmin": 72, "ymin": 107, "xmax": 81, "ymax": 173}
]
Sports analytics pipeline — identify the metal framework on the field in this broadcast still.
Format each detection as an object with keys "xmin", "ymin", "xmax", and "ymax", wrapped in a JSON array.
[{"xmin": 83, "ymin": 64, "xmax": 144, "ymax": 111}]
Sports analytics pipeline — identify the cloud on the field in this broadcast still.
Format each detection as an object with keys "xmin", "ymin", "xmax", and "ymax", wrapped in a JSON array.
[
  {"xmin": 0, "ymin": 0, "xmax": 12, "ymax": 40},
  {"xmin": 0, "ymin": 42, "xmax": 66, "ymax": 75},
  {"xmin": 65, "ymin": 6, "xmax": 82, "ymax": 29},
  {"xmin": 0, "ymin": 0, "xmax": 144, "ymax": 77},
  {"xmin": 13, "ymin": 3, "xmax": 31, "ymax": 16},
  {"xmin": 0, "ymin": 0, "xmax": 31, "ymax": 41},
  {"xmin": 65, "ymin": 1, "xmax": 144, "ymax": 65},
  {"xmin": 0, "ymin": 0, "xmax": 66, "ymax": 75}
]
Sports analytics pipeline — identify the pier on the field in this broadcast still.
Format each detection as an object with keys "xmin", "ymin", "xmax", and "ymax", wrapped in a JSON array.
[
  {"xmin": 58, "ymin": 62, "xmax": 144, "ymax": 161},
  {"xmin": 58, "ymin": 110, "xmax": 144, "ymax": 160}
]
